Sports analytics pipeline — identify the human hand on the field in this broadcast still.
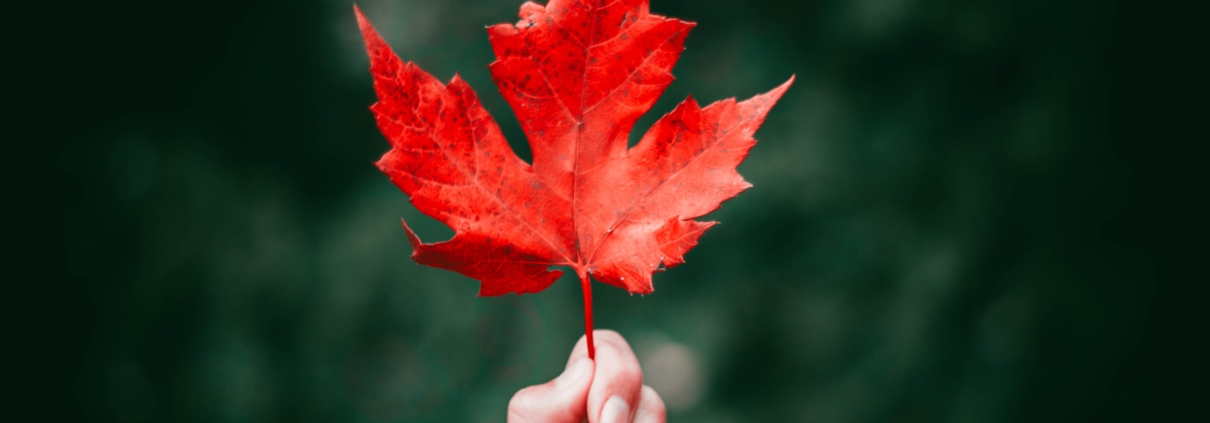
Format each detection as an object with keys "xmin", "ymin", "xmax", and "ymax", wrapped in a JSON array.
[{"xmin": 508, "ymin": 330, "xmax": 666, "ymax": 423}]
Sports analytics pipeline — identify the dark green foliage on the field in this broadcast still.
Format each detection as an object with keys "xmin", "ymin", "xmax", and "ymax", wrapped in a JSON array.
[{"xmin": 23, "ymin": 0, "xmax": 1191, "ymax": 421}]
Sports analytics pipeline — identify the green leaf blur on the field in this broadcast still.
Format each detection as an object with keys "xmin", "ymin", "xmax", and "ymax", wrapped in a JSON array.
[{"xmin": 30, "ymin": 0, "xmax": 1187, "ymax": 422}]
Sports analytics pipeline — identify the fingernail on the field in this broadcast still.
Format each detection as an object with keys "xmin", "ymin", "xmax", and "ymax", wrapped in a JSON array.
[
  {"xmin": 554, "ymin": 358, "xmax": 591, "ymax": 388},
  {"xmin": 600, "ymin": 395, "xmax": 630, "ymax": 423}
]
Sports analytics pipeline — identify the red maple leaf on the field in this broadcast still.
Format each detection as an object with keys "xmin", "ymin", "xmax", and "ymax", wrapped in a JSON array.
[{"xmin": 356, "ymin": 0, "xmax": 791, "ymax": 357}]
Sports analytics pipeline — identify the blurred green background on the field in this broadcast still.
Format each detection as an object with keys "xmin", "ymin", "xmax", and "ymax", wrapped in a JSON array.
[{"xmin": 24, "ymin": 0, "xmax": 1195, "ymax": 421}]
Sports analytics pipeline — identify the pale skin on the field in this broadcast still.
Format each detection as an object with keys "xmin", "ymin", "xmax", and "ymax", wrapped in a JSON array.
[{"xmin": 508, "ymin": 330, "xmax": 666, "ymax": 423}]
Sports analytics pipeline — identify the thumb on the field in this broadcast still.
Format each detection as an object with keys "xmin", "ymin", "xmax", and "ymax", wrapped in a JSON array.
[{"xmin": 508, "ymin": 357, "xmax": 595, "ymax": 423}]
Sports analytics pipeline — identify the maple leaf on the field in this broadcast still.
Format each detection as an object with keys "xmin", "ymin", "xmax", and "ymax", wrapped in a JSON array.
[{"xmin": 356, "ymin": 0, "xmax": 791, "ymax": 357}]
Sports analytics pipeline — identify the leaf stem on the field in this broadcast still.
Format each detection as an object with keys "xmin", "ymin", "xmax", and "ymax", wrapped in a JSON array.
[{"xmin": 579, "ymin": 272, "xmax": 595, "ymax": 359}]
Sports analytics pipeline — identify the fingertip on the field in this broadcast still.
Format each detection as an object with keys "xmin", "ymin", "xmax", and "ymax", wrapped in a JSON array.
[
  {"xmin": 633, "ymin": 386, "xmax": 666, "ymax": 423},
  {"xmin": 576, "ymin": 330, "xmax": 634, "ymax": 364}
]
